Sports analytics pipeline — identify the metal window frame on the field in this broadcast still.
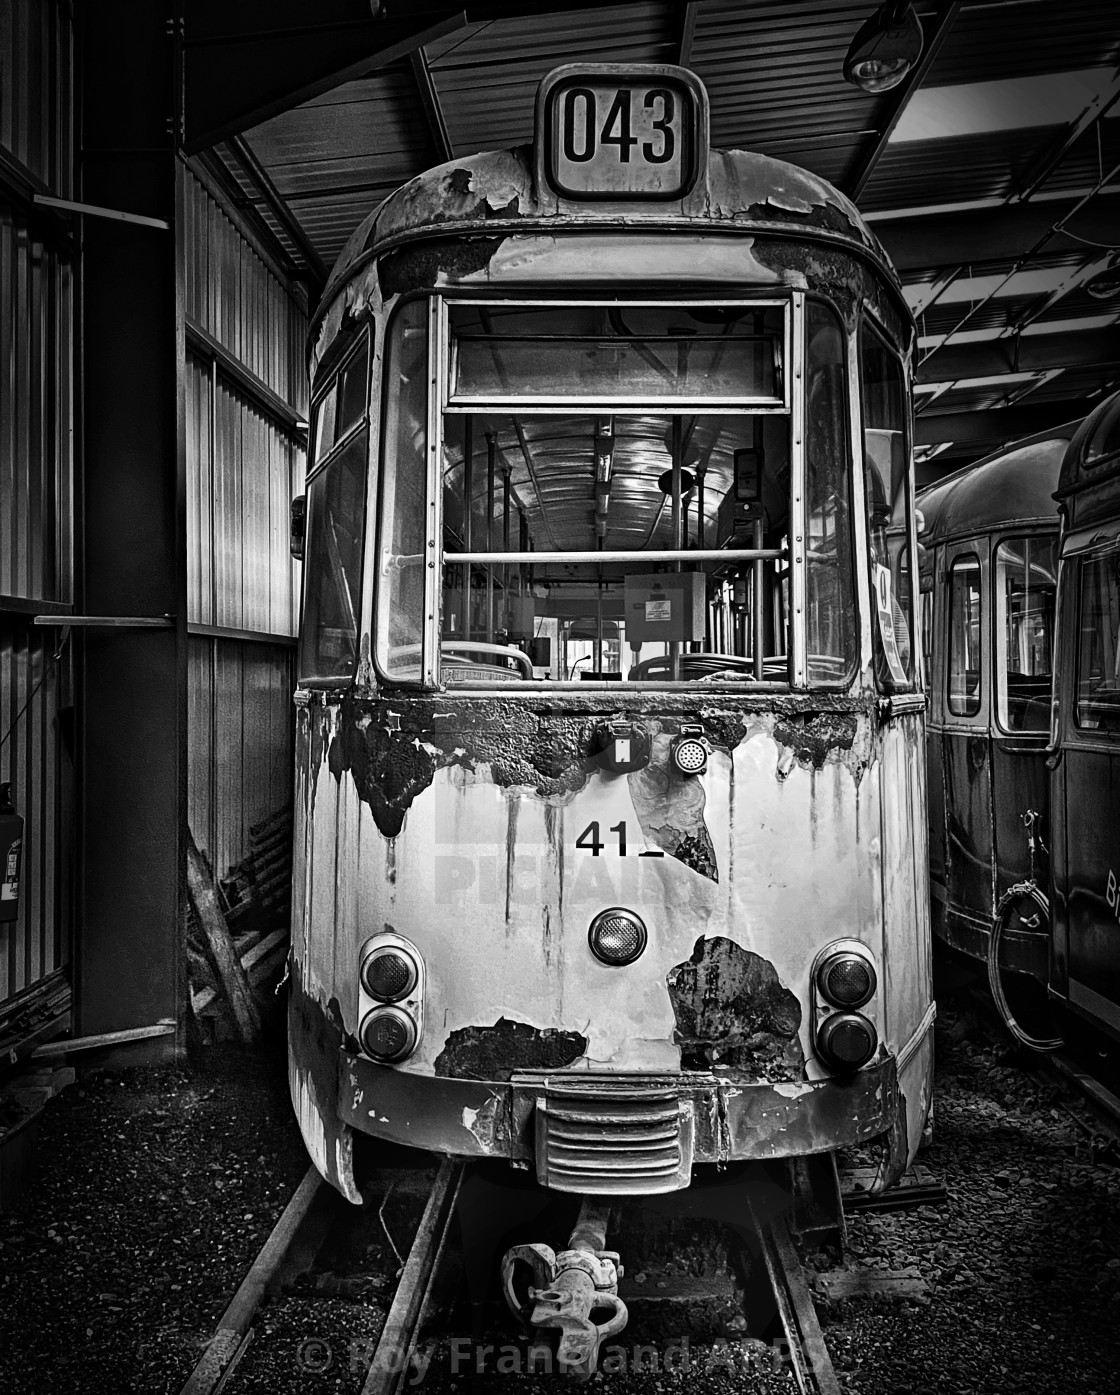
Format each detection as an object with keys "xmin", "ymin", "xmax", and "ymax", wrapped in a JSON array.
[
  {"xmin": 991, "ymin": 530, "xmax": 1059, "ymax": 737},
  {"xmin": 441, "ymin": 296, "xmax": 791, "ymax": 414}
]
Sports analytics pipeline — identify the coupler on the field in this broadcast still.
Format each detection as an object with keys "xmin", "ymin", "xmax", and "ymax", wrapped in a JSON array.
[{"xmin": 500, "ymin": 1200, "xmax": 628, "ymax": 1380}]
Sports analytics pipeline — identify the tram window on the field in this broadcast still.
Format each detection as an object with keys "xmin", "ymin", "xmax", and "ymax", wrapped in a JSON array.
[
  {"xmin": 860, "ymin": 321, "xmax": 914, "ymax": 690},
  {"xmin": 448, "ymin": 302, "xmax": 786, "ymax": 408},
  {"xmin": 947, "ymin": 556, "xmax": 982, "ymax": 718},
  {"xmin": 298, "ymin": 428, "xmax": 369, "ymax": 682},
  {"xmin": 1075, "ymin": 552, "xmax": 1120, "ymax": 733},
  {"xmin": 805, "ymin": 301, "xmax": 857, "ymax": 684},
  {"xmin": 439, "ymin": 410, "xmax": 793, "ymax": 684},
  {"xmin": 995, "ymin": 536, "xmax": 1057, "ymax": 732},
  {"xmin": 376, "ymin": 301, "xmax": 429, "ymax": 681},
  {"xmin": 311, "ymin": 336, "xmax": 370, "ymax": 465}
]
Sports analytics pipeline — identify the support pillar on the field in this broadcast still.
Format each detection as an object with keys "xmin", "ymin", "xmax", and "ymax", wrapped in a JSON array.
[{"xmin": 76, "ymin": 4, "xmax": 184, "ymax": 1054}]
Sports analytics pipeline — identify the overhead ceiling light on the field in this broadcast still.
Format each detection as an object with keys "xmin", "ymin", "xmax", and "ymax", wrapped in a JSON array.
[
  {"xmin": 1086, "ymin": 255, "xmax": 1120, "ymax": 300},
  {"xmin": 843, "ymin": 1, "xmax": 924, "ymax": 94}
]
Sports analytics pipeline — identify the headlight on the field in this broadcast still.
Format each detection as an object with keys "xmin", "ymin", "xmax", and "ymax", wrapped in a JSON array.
[
  {"xmin": 816, "ymin": 951, "xmax": 876, "ymax": 1009},
  {"xmin": 817, "ymin": 1012, "xmax": 877, "ymax": 1071},
  {"xmin": 588, "ymin": 908, "xmax": 647, "ymax": 966},
  {"xmin": 360, "ymin": 1006, "xmax": 418, "ymax": 1063},
  {"xmin": 361, "ymin": 943, "xmax": 419, "ymax": 1002}
]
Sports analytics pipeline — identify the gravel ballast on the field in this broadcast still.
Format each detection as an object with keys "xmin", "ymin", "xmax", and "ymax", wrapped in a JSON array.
[{"xmin": 2, "ymin": 998, "xmax": 1119, "ymax": 1393}]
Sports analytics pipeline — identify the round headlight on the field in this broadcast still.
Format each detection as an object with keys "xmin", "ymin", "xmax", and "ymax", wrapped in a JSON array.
[
  {"xmin": 361, "ymin": 945, "xmax": 419, "ymax": 1002},
  {"xmin": 816, "ymin": 1012, "xmax": 877, "ymax": 1072},
  {"xmin": 360, "ymin": 1006, "xmax": 418, "ymax": 1063},
  {"xmin": 588, "ymin": 908, "xmax": 647, "ymax": 967},
  {"xmin": 817, "ymin": 952, "xmax": 876, "ymax": 1009},
  {"xmin": 671, "ymin": 735, "xmax": 708, "ymax": 775}
]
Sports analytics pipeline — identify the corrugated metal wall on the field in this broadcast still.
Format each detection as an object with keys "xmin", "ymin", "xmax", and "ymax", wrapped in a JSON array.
[
  {"xmin": 0, "ymin": 0, "xmax": 75, "ymax": 1016},
  {"xmin": 182, "ymin": 165, "xmax": 307, "ymax": 889}
]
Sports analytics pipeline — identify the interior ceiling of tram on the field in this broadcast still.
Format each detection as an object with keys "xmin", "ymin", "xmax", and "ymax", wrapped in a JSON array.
[
  {"xmin": 183, "ymin": 1, "xmax": 1120, "ymax": 479},
  {"xmin": 450, "ymin": 413, "xmax": 756, "ymax": 555}
]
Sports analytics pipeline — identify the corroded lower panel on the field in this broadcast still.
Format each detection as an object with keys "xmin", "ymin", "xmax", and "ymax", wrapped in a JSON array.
[{"xmin": 336, "ymin": 1047, "xmax": 900, "ymax": 1177}]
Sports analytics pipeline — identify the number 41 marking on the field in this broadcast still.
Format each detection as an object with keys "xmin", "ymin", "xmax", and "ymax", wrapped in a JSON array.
[{"xmin": 575, "ymin": 820, "xmax": 663, "ymax": 857}]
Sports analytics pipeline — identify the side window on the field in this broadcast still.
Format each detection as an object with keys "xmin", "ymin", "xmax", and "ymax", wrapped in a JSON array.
[
  {"xmin": 1076, "ymin": 551, "xmax": 1120, "ymax": 734},
  {"xmin": 947, "ymin": 555, "xmax": 982, "ymax": 718},
  {"xmin": 299, "ymin": 430, "xmax": 369, "ymax": 682},
  {"xmin": 995, "ymin": 535, "xmax": 1057, "ymax": 732},
  {"xmin": 860, "ymin": 320, "xmax": 913, "ymax": 690},
  {"xmin": 375, "ymin": 301, "xmax": 429, "ymax": 680},
  {"xmin": 299, "ymin": 333, "xmax": 371, "ymax": 684},
  {"xmin": 804, "ymin": 300, "xmax": 857, "ymax": 684}
]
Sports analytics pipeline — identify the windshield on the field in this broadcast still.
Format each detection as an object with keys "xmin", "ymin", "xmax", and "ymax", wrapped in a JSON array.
[{"xmin": 375, "ymin": 296, "xmax": 858, "ymax": 688}]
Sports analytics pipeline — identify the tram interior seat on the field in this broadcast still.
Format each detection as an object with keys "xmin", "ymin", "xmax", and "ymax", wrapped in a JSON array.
[
  {"xmin": 627, "ymin": 652, "xmax": 786, "ymax": 681},
  {"xmin": 1002, "ymin": 673, "xmax": 1052, "ymax": 731}
]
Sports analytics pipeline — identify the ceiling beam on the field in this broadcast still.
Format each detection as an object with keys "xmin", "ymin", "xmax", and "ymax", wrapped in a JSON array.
[
  {"xmin": 1010, "ymin": 65, "xmax": 1120, "ymax": 204},
  {"xmin": 876, "ymin": 189, "xmax": 1120, "ymax": 272},
  {"xmin": 677, "ymin": 2, "xmax": 701, "ymax": 66},
  {"xmin": 845, "ymin": 2, "xmax": 960, "ymax": 202},
  {"xmin": 226, "ymin": 136, "xmax": 329, "ymax": 287},
  {"xmin": 410, "ymin": 46, "xmax": 455, "ymax": 164},
  {"xmin": 914, "ymin": 399, "xmax": 1092, "ymax": 447},
  {"xmin": 184, "ymin": 8, "xmax": 469, "ymax": 153},
  {"xmin": 916, "ymin": 324, "xmax": 1120, "ymax": 383}
]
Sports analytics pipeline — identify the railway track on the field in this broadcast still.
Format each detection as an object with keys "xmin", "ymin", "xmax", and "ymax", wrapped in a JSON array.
[{"xmin": 179, "ymin": 1157, "xmax": 848, "ymax": 1394}]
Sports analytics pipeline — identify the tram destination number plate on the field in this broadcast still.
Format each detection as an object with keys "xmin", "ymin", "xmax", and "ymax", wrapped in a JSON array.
[{"xmin": 544, "ymin": 75, "xmax": 698, "ymax": 201}]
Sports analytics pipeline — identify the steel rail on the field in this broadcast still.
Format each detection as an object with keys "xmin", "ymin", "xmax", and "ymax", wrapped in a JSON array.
[
  {"xmin": 179, "ymin": 1166, "xmax": 328, "ymax": 1395},
  {"xmin": 747, "ymin": 1202, "xmax": 842, "ymax": 1395},
  {"xmin": 361, "ymin": 1158, "xmax": 466, "ymax": 1395}
]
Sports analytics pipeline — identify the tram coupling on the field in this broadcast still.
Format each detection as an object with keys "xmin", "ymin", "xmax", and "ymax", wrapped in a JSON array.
[{"xmin": 501, "ymin": 1200, "xmax": 628, "ymax": 1381}]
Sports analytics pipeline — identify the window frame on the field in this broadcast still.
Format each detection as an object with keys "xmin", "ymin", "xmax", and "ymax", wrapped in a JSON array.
[
  {"xmin": 857, "ymin": 311, "xmax": 918, "ymax": 693},
  {"xmin": 1071, "ymin": 544, "xmax": 1120, "ymax": 742},
  {"xmin": 992, "ymin": 529, "xmax": 1059, "ymax": 736},
  {"xmin": 945, "ymin": 548, "xmax": 985, "ymax": 724}
]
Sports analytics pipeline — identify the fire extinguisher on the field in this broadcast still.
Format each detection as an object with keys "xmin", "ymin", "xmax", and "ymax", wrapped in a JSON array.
[{"xmin": 0, "ymin": 781, "xmax": 22, "ymax": 924}]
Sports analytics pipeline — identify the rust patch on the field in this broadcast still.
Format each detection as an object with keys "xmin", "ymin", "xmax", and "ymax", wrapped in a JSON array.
[
  {"xmin": 667, "ymin": 936, "xmax": 804, "ymax": 1079},
  {"xmin": 379, "ymin": 235, "xmax": 506, "ymax": 297},
  {"xmin": 772, "ymin": 711, "xmax": 858, "ymax": 770},
  {"xmin": 435, "ymin": 1018, "xmax": 587, "ymax": 1080}
]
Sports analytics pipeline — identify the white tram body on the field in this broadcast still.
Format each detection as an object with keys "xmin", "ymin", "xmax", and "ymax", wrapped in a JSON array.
[{"xmin": 289, "ymin": 65, "xmax": 933, "ymax": 1203}]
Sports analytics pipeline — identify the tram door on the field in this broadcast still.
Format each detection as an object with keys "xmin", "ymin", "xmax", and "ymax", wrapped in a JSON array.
[
  {"xmin": 1055, "ymin": 543, "xmax": 1120, "ymax": 1038},
  {"xmin": 939, "ymin": 543, "xmax": 994, "ymax": 925},
  {"xmin": 989, "ymin": 535, "xmax": 1056, "ymax": 903}
]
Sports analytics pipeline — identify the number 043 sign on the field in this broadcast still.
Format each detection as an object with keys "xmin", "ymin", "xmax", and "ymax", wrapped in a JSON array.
[{"xmin": 538, "ymin": 65, "xmax": 707, "ymax": 201}]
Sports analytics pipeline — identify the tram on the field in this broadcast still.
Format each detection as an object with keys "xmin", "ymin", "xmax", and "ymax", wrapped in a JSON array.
[
  {"xmin": 918, "ymin": 425, "xmax": 1071, "ymax": 989},
  {"xmin": 288, "ymin": 63, "xmax": 933, "ymax": 1243},
  {"xmin": 1049, "ymin": 391, "xmax": 1120, "ymax": 1044}
]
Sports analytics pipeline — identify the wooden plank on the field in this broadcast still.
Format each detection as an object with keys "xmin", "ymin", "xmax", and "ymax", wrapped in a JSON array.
[{"xmin": 186, "ymin": 828, "xmax": 262, "ymax": 1044}]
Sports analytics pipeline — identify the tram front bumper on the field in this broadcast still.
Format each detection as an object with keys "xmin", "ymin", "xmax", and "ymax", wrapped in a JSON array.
[{"xmin": 339, "ymin": 1052, "xmax": 902, "ymax": 1193}]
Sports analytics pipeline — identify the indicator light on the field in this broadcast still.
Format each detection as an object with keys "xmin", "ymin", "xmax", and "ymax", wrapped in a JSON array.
[{"xmin": 588, "ymin": 908, "xmax": 648, "ymax": 966}]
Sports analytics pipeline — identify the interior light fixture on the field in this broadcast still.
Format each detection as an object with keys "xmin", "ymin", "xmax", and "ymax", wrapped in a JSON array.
[
  {"xmin": 843, "ymin": 1, "xmax": 924, "ymax": 94},
  {"xmin": 1086, "ymin": 254, "xmax": 1120, "ymax": 300}
]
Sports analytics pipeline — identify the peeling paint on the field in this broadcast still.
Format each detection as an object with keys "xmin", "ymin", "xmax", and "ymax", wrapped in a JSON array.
[
  {"xmin": 773, "ymin": 711, "xmax": 859, "ymax": 772},
  {"xmin": 435, "ymin": 1017, "xmax": 588, "ymax": 1080},
  {"xmin": 667, "ymin": 936, "xmax": 804, "ymax": 1078},
  {"xmin": 628, "ymin": 733, "xmax": 718, "ymax": 881}
]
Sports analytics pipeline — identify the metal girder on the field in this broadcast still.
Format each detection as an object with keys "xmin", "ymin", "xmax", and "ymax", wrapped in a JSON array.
[
  {"xmin": 876, "ymin": 189, "xmax": 1120, "ymax": 273},
  {"xmin": 1011, "ymin": 65, "xmax": 1120, "ymax": 205},
  {"xmin": 916, "ymin": 325, "xmax": 1120, "ymax": 384},
  {"xmin": 183, "ymin": 3, "xmax": 469, "ymax": 153},
  {"xmin": 226, "ymin": 137, "xmax": 329, "ymax": 288},
  {"xmin": 914, "ymin": 399, "xmax": 1090, "ymax": 447},
  {"xmin": 845, "ymin": 2, "xmax": 960, "ymax": 202},
  {"xmin": 678, "ymin": 1, "xmax": 702, "ymax": 66},
  {"xmin": 410, "ymin": 46, "xmax": 455, "ymax": 164}
]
